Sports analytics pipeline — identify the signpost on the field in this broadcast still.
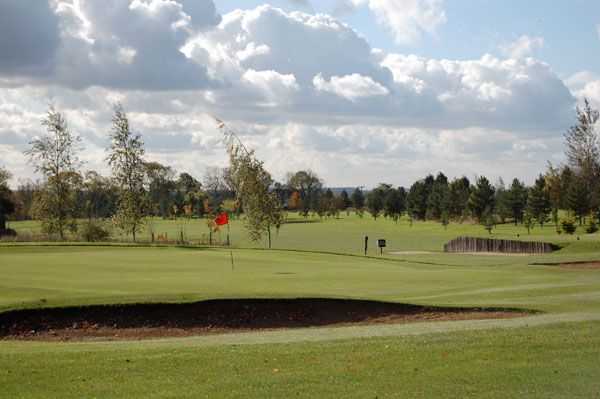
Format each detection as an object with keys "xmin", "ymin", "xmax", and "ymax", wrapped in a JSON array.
[{"xmin": 378, "ymin": 239, "xmax": 386, "ymax": 256}]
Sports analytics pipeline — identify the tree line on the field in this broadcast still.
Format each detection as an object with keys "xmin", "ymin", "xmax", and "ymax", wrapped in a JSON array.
[{"xmin": 0, "ymin": 99, "xmax": 598, "ymax": 241}]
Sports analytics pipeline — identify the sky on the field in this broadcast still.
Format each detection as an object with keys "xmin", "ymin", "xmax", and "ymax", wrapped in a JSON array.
[{"xmin": 1, "ymin": 0, "xmax": 599, "ymax": 188}]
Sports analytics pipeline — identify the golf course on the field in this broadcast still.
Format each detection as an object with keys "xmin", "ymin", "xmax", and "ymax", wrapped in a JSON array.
[{"xmin": 2, "ymin": 215, "xmax": 600, "ymax": 398}]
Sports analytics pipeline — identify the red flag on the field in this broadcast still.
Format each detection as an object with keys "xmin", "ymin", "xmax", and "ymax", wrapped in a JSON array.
[{"xmin": 214, "ymin": 212, "xmax": 229, "ymax": 226}]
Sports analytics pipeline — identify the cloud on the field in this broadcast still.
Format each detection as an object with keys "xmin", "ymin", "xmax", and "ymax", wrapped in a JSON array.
[
  {"xmin": 348, "ymin": 0, "xmax": 447, "ymax": 44},
  {"xmin": 0, "ymin": 3, "xmax": 582, "ymax": 188},
  {"xmin": 313, "ymin": 73, "xmax": 389, "ymax": 101},
  {"xmin": 0, "ymin": 0, "xmax": 222, "ymax": 91},
  {"xmin": 0, "ymin": 0, "xmax": 61, "ymax": 76},
  {"xmin": 187, "ymin": 5, "xmax": 391, "ymax": 85},
  {"xmin": 242, "ymin": 69, "xmax": 300, "ymax": 104},
  {"xmin": 500, "ymin": 35, "xmax": 544, "ymax": 59}
]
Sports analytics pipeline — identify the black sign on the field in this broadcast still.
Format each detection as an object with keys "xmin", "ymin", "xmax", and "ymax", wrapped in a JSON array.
[{"xmin": 378, "ymin": 239, "xmax": 386, "ymax": 248}]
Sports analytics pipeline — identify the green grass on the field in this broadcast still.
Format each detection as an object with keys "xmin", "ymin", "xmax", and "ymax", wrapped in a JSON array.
[
  {"xmin": 2, "ymin": 214, "xmax": 600, "ymax": 398},
  {"xmin": 8, "ymin": 212, "xmax": 600, "ymax": 254}
]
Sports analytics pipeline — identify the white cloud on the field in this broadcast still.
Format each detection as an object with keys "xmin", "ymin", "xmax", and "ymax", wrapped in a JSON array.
[
  {"xmin": 500, "ymin": 35, "xmax": 544, "ymax": 59},
  {"xmin": 242, "ymin": 69, "xmax": 300, "ymax": 104},
  {"xmin": 350, "ymin": 0, "xmax": 447, "ymax": 44},
  {"xmin": 313, "ymin": 73, "xmax": 389, "ymax": 101},
  {"xmin": 0, "ymin": 3, "xmax": 583, "ymax": 188}
]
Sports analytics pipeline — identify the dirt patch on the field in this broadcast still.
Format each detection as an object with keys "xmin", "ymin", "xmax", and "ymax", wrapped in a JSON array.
[
  {"xmin": 530, "ymin": 261, "xmax": 600, "ymax": 270},
  {"xmin": 0, "ymin": 299, "xmax": 529, "ymax": 342}
]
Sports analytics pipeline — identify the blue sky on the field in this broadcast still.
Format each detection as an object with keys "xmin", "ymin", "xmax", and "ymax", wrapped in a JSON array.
[{"xmin": 0, "ymin": 1, "xmax": 599, "ymax": 187}]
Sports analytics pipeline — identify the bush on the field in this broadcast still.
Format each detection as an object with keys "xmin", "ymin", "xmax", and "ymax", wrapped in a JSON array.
[
  {"xmin": 79, "ymin": 221, "xmax": 110, "ymax": 242},
  {"xmin": 586, "ymin": 221, "xmax": 599, "ymax": 234},
  {"xmin": 0, "ymin": 228, "xmax": 17, "ymax": 237},
  {"xmin": 561, "ymin": 218, "xmax": 577, "ymax": 235}
]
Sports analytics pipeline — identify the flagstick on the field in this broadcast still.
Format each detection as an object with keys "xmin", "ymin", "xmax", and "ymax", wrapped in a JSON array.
[{"xmin": 227, "ymin": 222, "xmax": 231, "ymax": 247}]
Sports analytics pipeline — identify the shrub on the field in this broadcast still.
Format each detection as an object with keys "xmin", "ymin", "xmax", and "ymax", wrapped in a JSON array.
[
  {"xmin": 561, "ymin": 218, "xmax": 577, "ymax": 235},
  {"xmin": 79, "ymin": 221, "xmax": 110, "ymax": 242},
  {"xmin": 0, "ymin": 228, "xmax": 17, "ymax": 237},
  {"xmin": 586, "ymin": 221, "xmax": 599, "ymax": 234}
]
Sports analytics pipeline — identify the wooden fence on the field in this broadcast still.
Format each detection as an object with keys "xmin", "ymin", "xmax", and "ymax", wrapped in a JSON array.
[{"xmin": 444, "ymin": 236, "xmax": 555, "ymax": 254}]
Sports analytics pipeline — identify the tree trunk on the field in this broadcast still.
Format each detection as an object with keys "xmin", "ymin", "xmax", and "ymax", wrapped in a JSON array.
[
  {"xmin": 132, "ymin": 229, "xmax": 136, "ymax": 242},
  {"xmin": 0, "ymin": 213, "xmax": 6, "ymax": 232},
  {"xmin": 268, "ymin": 226, "xmax": 272, "ymax": 249}
]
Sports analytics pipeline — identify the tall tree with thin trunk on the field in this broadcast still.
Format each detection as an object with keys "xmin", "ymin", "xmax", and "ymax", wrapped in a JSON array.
[
  {"xmin": 227, "ymin": 131, "xmax": 283, "ymax": 249},
  {"xmin": 107, "ymin": 104, "xmax": 146, "ymax": 242},
  {"xmin": 25, "ymin": 106, "xmax": 81, "ymax": 239},
  {"xmin": 565, "ymin": 98, "xmax": 599, "ymax": 211}
]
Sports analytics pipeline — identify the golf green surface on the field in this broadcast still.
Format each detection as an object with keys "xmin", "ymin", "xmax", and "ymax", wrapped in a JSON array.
[{"xmin": 2, "ymin": 216, "xmax": 600, "ymax": 398}]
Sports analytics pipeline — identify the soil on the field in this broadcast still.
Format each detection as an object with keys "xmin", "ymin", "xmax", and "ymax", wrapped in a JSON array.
[
  {"xmin": 558, "ymin": 261, "xmax": 600, "ymax": 270},
  {"xmin": 530, "ymin": 261, "xmax": 600, "ymax": 270},
  {"xmin": 0, "ymin": 298, "xmax": 528, "ymax": 342}
]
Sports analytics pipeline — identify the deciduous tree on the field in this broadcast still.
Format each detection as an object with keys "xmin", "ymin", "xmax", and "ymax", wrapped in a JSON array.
[
  {"xmin": 25, "ymin": 106, "xmax": 81, "ymax": 239},
  {"xmin": 107, "ymin": 104, "xmax": 146, "ymax": 241}
]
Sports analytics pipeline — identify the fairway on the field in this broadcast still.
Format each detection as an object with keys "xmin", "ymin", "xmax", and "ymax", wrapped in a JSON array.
[{"xmin": 2, "ymin": 232, "xmax": 600, "ymax": 398}]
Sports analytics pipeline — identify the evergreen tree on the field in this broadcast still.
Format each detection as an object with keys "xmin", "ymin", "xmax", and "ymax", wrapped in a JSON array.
[
  {"xmin": 366, "ymin": 186, "xmax": 386, "ymax": 220},
  {"xmin": 384, "ymin": 187, "xmax": 405, "ymax": 222},
  {"xmin": 506, "ymin": 178, "xmax": 527, "ymax": 225},
  {"xmin": 528, "ymin": 175, "xmax": 551, "ymax": 227},
  {"xmin": 567, "ymin": 176, "xmax": 590, "ymax": 225},
  {"xmin": 340, "ymin": 190, "xmax": 352, "ymax": 210},
  {"xmin": 448, "ymin": 177, "xmax": 471, "ymax": 220},
  {"xmin": 351, "ymin": 188, "xmax": 365, "ymax": 216},
  {"xmin": 494, "ymin": 179, "xmax": 512, "ymax": 223},
  {"xmin": 407, "ymin": 180, "xmax": 428, "ymax": 220},
  {"xmin": 468, "ymin": 176, "xmax": 495, "ymax": 222},
  {"xmin": 426, "ymin": 172, "xmax": 449, "ymax": 220}
]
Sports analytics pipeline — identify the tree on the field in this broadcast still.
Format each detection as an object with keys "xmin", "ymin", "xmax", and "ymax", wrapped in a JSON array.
[
  {"xmin": 286, "ymin": 170, "xmax": 322, "ymax": 217},
  {"xmin": 528, "ymin": 175, "xmax": 551, "ymax": 228},
  {"xmin": 566, "ymin": 176, "xmax": 590, "ymax": 225},
  {"xmin": 468, "ymin": 176, "xmax": 495, "ymax": 222},
  {"xmin": 145, "ymin": 162, "xmax": 176, "ymax": 218},
  {"xmin": 426, "ymin": 173, "xmax": 449, "ymax": 220},
  {"xmin": 565, "ymin": 99, "xmax": 599, "ymax": 182},
  {"xmin": 340, "ymin": 190, "xmax": 352, "ymax": 210},
  {"xmin": 107, "ymin": 104, "xmax": 146, "ymax": 241},
  {"xmin": 228, "ymin": 138, "xmax": 283, "ymax": 248},
  {"xmin": 351, "ymin": 187, "xmax": 365, "ymax": 216},
  {"xmin": 506, "ymin": 178, "xmax": 527, "ymax": 225},
  {"xmin": 565, "ymin": 99, "xmax": 600, "ymax": 213},
  {"xmin": 25, "ymin": 106, "xmax": 81, "ymax": 239},
  {"xmin": 384, "ymin": 187, "xmax": 405, "ymax": 223},
  {"xmin": 448, "ymin": 177, "xmax": 471, "ymax": 220},
  {"xmin": 0, "ymin": 167, "xmax": 16, "ymax": 234},
  {"xmin": 407, "ymin": 180, "xmax": 428, "ymax": 220},
  {"xmin": 80, "ymin": 171, "xmax": 118, "ymax": 221},
  {"xmin": 494, "ymin": 179, "xmax": 512, "ymax": 224},
  {"xmin": 366, "ymin": 186, "xmax": 385, "ymax": 220},
  {"xmin": 545, "ymin": 164, "xmax": 563, "ymax": 230}
]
